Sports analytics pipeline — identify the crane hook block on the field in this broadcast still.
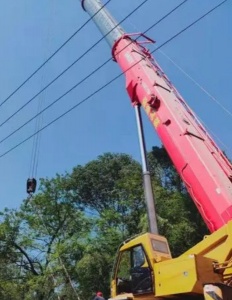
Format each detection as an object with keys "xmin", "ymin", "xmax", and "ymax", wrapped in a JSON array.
[{"xmin": 27, "ymin": 178, "xmax": 37, "ymax": 194}]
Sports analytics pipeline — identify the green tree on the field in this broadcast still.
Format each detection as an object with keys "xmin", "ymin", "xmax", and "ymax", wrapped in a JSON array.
[
  {"xmin": 69, "ymin": 153, "xmax": 146, "ymax": 237},
  {"xmin": 0, "ymin": 149, "xmax": 210, "ymax": 298},
  {"xmin": 68, "ymin": 153, "xmax": 147, "ymax": 298},
  {"xmin": 0, "ymin": 174, "xmax": 91, "ymax": 299}
]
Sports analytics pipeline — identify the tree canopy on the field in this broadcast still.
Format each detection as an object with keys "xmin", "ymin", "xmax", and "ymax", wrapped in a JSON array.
[{"xmin": 0, "ymin": 147, "xmax": 208, "ymax": 299}]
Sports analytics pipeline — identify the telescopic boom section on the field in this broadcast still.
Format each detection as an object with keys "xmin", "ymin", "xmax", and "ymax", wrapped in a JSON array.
[{"xmin": 81, "ymin": 0, "xmax": 232, "ymax": 233}]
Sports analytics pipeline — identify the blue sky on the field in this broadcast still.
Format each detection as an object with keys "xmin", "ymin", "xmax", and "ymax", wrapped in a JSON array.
[{"xmin": 0, "ymin": 0, "xmax": 231, "ymax": 210}]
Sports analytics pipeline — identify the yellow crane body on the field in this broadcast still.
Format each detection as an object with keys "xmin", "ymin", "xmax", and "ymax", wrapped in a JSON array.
[{"xmin": 110, "ymin": 221, "xmax": 232, "ymax": 299}]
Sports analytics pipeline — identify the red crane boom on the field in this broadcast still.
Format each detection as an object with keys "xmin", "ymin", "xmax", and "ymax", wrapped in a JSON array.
[
  {"xmin": 81, "ymin": 0, "xmax": 232, "ymax": 233},
  {"xmin": 112, "ymin": 34, "xmax": 232, "ymax": 232}
]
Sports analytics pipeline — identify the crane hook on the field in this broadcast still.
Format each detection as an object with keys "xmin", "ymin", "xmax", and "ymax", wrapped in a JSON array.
[{"xmin": 26, "ymin": 178, "xmax": 37, "ymax": 195}]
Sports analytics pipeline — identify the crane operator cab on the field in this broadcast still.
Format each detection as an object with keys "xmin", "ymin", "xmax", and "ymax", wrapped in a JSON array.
[{"xmin": 110, "ymin": 233, "xmax": 172, "ymax": 299}]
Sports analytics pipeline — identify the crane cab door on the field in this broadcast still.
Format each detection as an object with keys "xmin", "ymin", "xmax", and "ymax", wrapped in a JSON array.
[{"xmin": 115, "ymin": 245, "xmax": 153, "ymax": 296}]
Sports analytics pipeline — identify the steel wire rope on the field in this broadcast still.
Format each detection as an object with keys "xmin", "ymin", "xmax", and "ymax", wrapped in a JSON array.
[
  {"xmin": 0, "ymin": 0, "xmax": 188, "ymax": 146},
  {"xmin": 159, "ymin": 49, "xmax": 232, "ymax": 119},
  {"xmin": 0, "ymin": 0, "xmax": 112, "ymax": 109},
  {"xmin": 0, "ymin": 0, "xmax": 149, "ymax": 129},
  {"xmin": 31, "ymin": 96, "xmax": 44, "ymax": 178},
  {"xmin": 0, "ymin": 0, "xmax": 227, "ymax": 158},
  {"xmin": 198, "ymin": 115, "xmax": 232, "ymax": 157},
  {"xmin": 30, "ymin": 96, "xmax": 44, "ymax": 178},
  {"xmin": 158, "ymin": 49, "xmax": 232, "ymax": 155},
  {"xmin": 29, "ymin": 1, "xmax": 55, "ymax": 179},
  {"xmin": 29, "ymin": 104, "xmax": 41, "ymax": 177}
]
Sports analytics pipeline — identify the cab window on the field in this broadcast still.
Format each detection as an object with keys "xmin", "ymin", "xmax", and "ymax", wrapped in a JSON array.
[
  {"xmin": 116, "ymin": 245, "xmax": 152, "ymax": 295},
  {"xmin": 132, "ymin": 245, "xmax": 146, "ymax": 268},
  {"xmin": 117, "ymin": 249, "xmax": 131, "ymax": 280}
]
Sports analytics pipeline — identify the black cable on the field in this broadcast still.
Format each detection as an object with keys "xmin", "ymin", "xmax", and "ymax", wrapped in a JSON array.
[
  {"xmin": 0, "ymin": 0, "xmax": 112, "ymax": 109},
  {"xmin": 0, "ymin": 0, "xmax": 227, "ymax": 158},
  {"xmin": 0, "ymin": 0, "xmax": 149, "ymax": 128},
  {"xmin": 0, "ymin": 0, "xmax": 187, "ymax": 145}
]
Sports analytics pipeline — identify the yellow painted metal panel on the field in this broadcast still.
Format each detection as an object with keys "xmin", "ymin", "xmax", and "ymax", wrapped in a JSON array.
[{"xmin": 155, "ymin": 255, "xmax": 222, "ymax": 296}]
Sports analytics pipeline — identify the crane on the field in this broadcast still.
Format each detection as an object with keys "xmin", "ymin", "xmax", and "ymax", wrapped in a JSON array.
[{"xmin": 80, "ymin": 0, "xmax": 232, "ymax": 299}]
